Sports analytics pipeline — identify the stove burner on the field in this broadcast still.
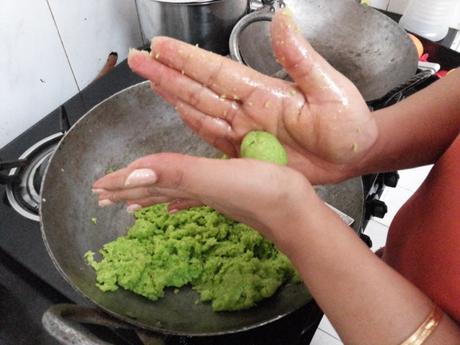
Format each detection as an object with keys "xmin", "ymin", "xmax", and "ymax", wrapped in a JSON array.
[{"xmin": 5, "ymin": 133, "xmax": 63, "ymax": 221}]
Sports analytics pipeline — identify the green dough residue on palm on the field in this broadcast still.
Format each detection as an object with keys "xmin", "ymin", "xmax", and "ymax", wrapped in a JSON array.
[{"xmin": 240, "ymin": 131, "xmax": 288, "ymax": 165}]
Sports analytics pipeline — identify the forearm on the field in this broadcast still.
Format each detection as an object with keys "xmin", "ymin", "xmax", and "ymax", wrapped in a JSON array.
[
  {"xmin": 355, "ymin": 69, "xmax": 460, "ymax": 175},
  {"xmin": 282, "ymin": 201, "xmax": 460, "ymax": 345}
]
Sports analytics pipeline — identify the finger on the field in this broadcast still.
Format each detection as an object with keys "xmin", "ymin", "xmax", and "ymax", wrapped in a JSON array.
[
  {"xmin": 97, "ymin": 186, "xmax": 173, "ymax": 203},
  {"xmin": 150, "ymin": 81, "xmax": 177, "ymax": 105},
  {"xmin": 128, "ymin": 49, "xmax": 243, "ymax": 120},
  {"xmin": 126, "ymin": 196, "xmax": 175, "ymax": 209},
  {"xmin": 148, "ymin": 83, "xmax": 238, "ymax": 156},
  {"xmin": 92, "ymin": 153, "xmax": 245, "ymax": 200},
  {"xmin": 168, "ymin": 199, "xmax": 203, "ymax": 212},
  {"xmin": 125, "ymin": 198, "xmax": 201, "ymax": 214},
  {"xmin": 93, "ymin": 166, "xmax": 168, "ymax": 192},
  {"xmin": 175, "ymin": 101, "xmax": 239, "ymax": 157},
  {"xmin": 271, "ymin": 9, "xmax": 353, "ymax": 104},
  {"xmin": 93, "ymin": 167, "xmax": 132, "ymax": 191},
  {"xmin": 92, "ymin": 147, "xmax": 236, "ymax": 193},
  {"xmin": 149, "ymin": 37, "xmax": 277, "ymax": 103},
  {"xmin": 150, "ymin": 82, "xmax": 240, "ymax": 124},
  {"xmin": 93, "ymin": 152, "xmax": 298, "ymax": 210},
  {"xmin": 124, "ymin": 153, "xmax": 292, "ymax": 203}
]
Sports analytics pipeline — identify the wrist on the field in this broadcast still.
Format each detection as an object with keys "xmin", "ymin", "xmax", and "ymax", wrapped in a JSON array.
[
  {"xmin": 275, "ymin": 193, "xmax": 357, "ymax": 262},
  {"xmin": 267, "ymin": 186, "xmax": 325, "ymax": 254}
]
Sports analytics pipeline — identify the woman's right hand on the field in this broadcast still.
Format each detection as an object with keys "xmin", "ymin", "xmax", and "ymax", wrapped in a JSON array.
[{"xmin": 128, "ymin": 9, "xmax": 379, "ymax": 185}]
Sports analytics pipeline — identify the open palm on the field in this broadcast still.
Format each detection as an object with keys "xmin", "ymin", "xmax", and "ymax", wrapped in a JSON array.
[{"xmin": 128, "ymin": 9, "xmax": 378, "ymax": 185}]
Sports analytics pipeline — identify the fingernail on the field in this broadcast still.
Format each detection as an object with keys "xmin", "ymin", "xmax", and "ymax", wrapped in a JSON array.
[
  {"xmin": 151, "ymin": 36, "xmax": 161, "ymax": 46},
  {"xmin": 128, "ymin": 47, "xmax": 138, "ymax": 57},
  {"xmin": 150, "ymin": 37, "xmax": 164, "ymax": 53},
  {"xmin": 127, "ymin": 49, "xmax": 150, "ymax": 69},
  {"xmin": 125, "ymin": 169, "xmax": 157, "ymax": 187},
  {"xmin": 99, "ymin": 199, "xmax": 114, "ymax": 207},
  {"xmin": 127, "ymin": 204, "xmax": 142, "ymax": 214},
  {"xmin": 92, "ymin": 188, "xmax": 105, "ymax": 194},
  {"xmin": 128, "ymin": 47, "xmax": 149, "ymax": 57}
]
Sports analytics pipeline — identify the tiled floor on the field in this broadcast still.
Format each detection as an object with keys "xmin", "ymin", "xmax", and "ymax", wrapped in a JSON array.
[{"xmin": 310, "ymin": 165, "xmax": 433, "ymax": 344}]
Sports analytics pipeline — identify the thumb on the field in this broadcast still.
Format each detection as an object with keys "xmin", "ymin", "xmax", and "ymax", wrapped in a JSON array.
[{"xmin": 271, "ymin": 8, "xmax": 354, "ymax": 104}]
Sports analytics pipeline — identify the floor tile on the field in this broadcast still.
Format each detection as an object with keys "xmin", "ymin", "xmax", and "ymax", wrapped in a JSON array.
[
  {"xmin": 374, "ymin": 186, "xmax": 414, "ymax": 227},
  {"xmin": 363, "ymin": 219, "xmax": 389, "ymax": 251},
  {"xmin": 318, "ymin": 316, "xmax": 341, "ymax": 340},
  {"xmin": 397, "ymin": 165, "xmax": 432, "ymax": 193},
  {"xmin": 310, "ymin": 329, "xmax": 343, "ymax": 345},
  {"xmin": 387, "ymin": 0, "xmax": 409, "ymax": 15}
]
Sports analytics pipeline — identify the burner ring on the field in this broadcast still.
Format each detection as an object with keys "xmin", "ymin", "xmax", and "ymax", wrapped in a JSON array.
[{"xmin": 6, "ymin": 133, "xmax": 63, "ymax": 221}]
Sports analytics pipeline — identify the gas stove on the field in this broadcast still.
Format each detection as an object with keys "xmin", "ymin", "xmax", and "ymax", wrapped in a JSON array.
[{"xmin": 1, "ymin": 21, "xmax": 459, "ymax": 345}]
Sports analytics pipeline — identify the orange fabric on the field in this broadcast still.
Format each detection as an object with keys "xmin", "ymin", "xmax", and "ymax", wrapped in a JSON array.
[{"xmin": 383, "ymin": 133, "xmax": 460, "ymax": 324}]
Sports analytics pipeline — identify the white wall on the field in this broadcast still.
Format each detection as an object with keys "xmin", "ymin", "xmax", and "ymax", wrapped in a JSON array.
[
  {"xmin": 0, "ymin": 0, "xmax": 142, "ymax": 149},
  {"xmin": 47, "ymin": 0, "xmax": 143, "ymax": 89},
  {"xmin": 370, "ymin": 0, "xmax": 460, "ymax": 29}
]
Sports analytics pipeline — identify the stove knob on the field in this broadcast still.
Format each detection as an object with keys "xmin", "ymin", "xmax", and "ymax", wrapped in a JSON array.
[
  {"xmin": 367, "ymin": 199, "xmax": 388, "ymax": 218},
  {"xmin": 383, "ymin": 172, "xmax": 399, "ymax": 188},
  {"xmin": 360, "ymin": 233, "xmax": 373, "ymax": 248}
]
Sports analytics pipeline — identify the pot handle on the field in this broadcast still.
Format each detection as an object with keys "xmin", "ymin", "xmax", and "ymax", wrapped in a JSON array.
[
  {"xmin": 229, "ymin": 10, "xmax": 274, "ymax": 64},
  {"xmin": 229, "ymin": 0, "xmax": 289, "ymax": 80},
  {"xmin": 42, "ymin": 304, "xmax": 165, "ymax": 345}
]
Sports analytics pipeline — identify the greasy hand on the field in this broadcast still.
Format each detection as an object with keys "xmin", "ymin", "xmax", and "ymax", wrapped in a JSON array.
[
  {"xmin": 93, "ymin": 153, "xmax": 319, "ymax": 251},
  {"xmin": 127, "ymin": 9, "xmax": 378, "ymax": 185}
]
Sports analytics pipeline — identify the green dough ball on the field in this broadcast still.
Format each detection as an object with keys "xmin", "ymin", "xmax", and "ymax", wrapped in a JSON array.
[{"xmin": 240, "ymin": 131, "xmax": 288, "ymax": 165}]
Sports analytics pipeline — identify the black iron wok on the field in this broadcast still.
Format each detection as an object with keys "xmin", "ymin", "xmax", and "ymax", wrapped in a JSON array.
[{"xmin": 40, "ymin": 82, "xmax": 364, "ymax": 339}]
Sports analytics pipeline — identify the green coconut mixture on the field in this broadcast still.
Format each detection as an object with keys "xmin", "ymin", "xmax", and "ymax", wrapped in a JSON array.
[
  {"xmin": 85, "ymin": 204, "xmax": 300, "ymax": 311},
  {"xmin": 86, "ymin": 131, "xmax": 299, "ymax": 311}
]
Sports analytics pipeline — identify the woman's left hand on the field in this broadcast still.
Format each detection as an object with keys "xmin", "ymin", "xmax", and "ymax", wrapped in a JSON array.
[{"xmin": 92, "ymin": 153, "xmax": 321, "ymax": 251}]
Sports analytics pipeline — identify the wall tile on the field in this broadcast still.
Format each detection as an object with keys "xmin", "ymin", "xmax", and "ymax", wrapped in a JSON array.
[
  {"xmin": 311, "ymin": 329, "xmax": 343, "ymax": 345},
  {"xmin": 376, "ymin": 187, "xmax": 414, "ymax": 227},
  {"xmin": 0, "ymin": 0, "xmax": 79, "ymax": 149},
  {"xmin": 364, "ymin": 219, "xmax": 389, "ymax": 251},
  {"xmin": 318, "ymin": 316, "xmax": 341, "ymax": 340},
  {"xmin": 388, "ymin": 0, "xmax": 410, "ymax": 14},
  {"xmin": 397, "ymin": 165, "xmax": 432, "ymax": 193},
  {"xmin": 47, "ymin": 0, "xmax": 143, "ymax": 90}
]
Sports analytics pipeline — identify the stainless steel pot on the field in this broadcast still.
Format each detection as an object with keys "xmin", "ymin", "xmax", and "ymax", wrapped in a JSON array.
[
  {"xmin": 137, "ymin": 0, "xmax": 249, "ymax": 55},
  {"xmin": 229, "ymin": 0, "xmax": 419, "ymax": 101}
]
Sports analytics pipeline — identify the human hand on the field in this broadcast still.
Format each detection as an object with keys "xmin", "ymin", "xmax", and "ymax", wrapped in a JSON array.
[
  {"xmin": 92, "ymin": 153, "xmax": 321, "ymax": 251},
  {"xmin": 127, "ymin": 9, "xmax": 378, "ymax": 185}
]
